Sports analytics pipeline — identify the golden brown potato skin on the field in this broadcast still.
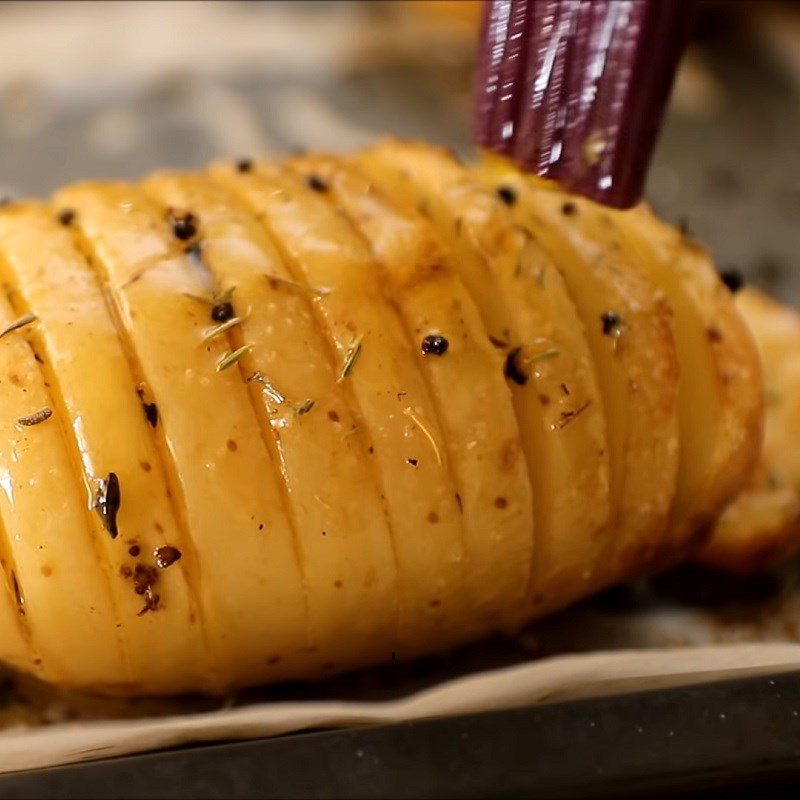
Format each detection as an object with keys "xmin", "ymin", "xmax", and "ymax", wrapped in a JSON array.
[
  {"xmin": 0, "ymin": 142, "xmax": 764, "ymax": 695},
  {"xmin": 698, "ymin": 288, "xmax": 800, "ymax": 573}
]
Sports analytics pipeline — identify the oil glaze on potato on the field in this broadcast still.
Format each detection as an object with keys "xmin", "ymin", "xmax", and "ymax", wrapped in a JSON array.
[{"xmin": 0, "ymin": 141, "xmax": 764, "ymax": 695}]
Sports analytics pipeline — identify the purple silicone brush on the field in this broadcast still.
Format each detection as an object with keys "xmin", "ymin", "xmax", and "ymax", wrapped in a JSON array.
[{"xmin": 474, "ymin": 0, "xmax": 696, "ymax": 208}]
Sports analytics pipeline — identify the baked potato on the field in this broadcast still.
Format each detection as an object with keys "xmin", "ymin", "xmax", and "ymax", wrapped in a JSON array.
[{"xmin": 0, "ymin": 141, "xmax": 767, "ymax": 694}]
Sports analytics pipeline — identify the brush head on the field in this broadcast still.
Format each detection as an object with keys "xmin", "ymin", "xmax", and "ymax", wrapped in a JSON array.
[{"xmin": 474, "ymin": 0, "xmax": 696, "ymax": 208}]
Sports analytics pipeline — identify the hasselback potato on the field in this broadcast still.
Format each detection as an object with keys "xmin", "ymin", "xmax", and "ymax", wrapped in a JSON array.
[{"xmin": 0, "ymin": 141, "xmax": 762, "ymax": 695}]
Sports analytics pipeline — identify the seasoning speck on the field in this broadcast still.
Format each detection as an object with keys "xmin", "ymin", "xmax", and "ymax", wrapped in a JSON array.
[
  {"xmin": 17, "ymin": 407, "xmax": 52, "ymax": 426},
  {"xmin": 167, "ymin": 209, "xmax": 198, "ymax": 241},
  {"xmin": 306, "ymin": 174, "xmax": 328, "ymax": 192},
  {"xmin": 720, "ymin": 268, "xmax": 745, "ymax": 294},
  {"xmin": 421, "ymin": 334, "xmax": 449, "ymax": 356},
  {"xmin": 155, "ymin": 545, "xmax": 182, "ymax": 569},
  {"xmin": 503, "ymin": 347, "xmax": 528, "ymax": 385},
  {"xmin": 496, "ymin": 186, "xmax": 517, "ymax": 207},
  {"xmin": 57, "ymin": 208, "xmax": 76, "ymax": 226},
  {"xmin": 407, "ymin": 457, "xmax": 418, "ymax": 467},
  {"xmin": 601, "ymin": 311, "xmax": 623, "ymax": 336},
  {"xmin": 236, "ymin": 158, "xmax": 253, "ymax": 173},
  {"xmin": 95, "ymin": 472, "xmax": 122, "ymax": 538},
  {"xmin": 561, "ymin": 201, "xmax": 578, "ymax": 217}
]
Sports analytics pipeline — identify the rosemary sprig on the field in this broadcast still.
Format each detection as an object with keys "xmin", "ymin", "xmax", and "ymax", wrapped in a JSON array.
[
  {"xmin": 17, "ymin": 407, "xmax": 52, "ymax": 426},
  {"xmin": 202, "ymin": 316, "xmax": 244, "ymax": 342},
  {"xmin": 265, "ymin": 274, "xmax": 331, "ymax": 298},
  {"xmin": 216, "ymin": 344, "xmax": 253, "ymax": 372},
  {"xmin": 337, "ymin": 336, "xmax": 362, "ymax": 383},
  {"xmin": 0, "ymin": 312, "xmax": 36, "ymax": 341},
  {"xmin": 403, "ymin": 408, "xmax": 442, "ymax": 466}
]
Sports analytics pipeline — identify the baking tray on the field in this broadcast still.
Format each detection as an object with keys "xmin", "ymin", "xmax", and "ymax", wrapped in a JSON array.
[{"xmin": 1, "ymin": 669, "xmax": 800, "ymax": 799}]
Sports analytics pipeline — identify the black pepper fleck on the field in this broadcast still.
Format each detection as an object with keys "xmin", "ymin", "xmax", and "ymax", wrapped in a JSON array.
[
  {"xmin": 720, "ymin": 268, "xmax": 744, "ymax": 294},
  {"xmin": 407, "ymin": 458, "xmax": 418, "ymax": 467},
  {"xmin": 128, "ymin": 545, "xmax": 140, "ymax": 557},
  {"xmin": 306, "ymin": 174, "xmax": 328, "ymax": 192},
  {"xmin": 421, "ymin": 334, "xmax": 449, "ymax": 356},
  {"xmin": 236, "ymin": 158, "xmax": 253, "ymax": 173},
  {"xmin": 211, "ymin": 300, "xmax": 235, "ymax": 323},
  {"xmin": 561, "ymin": 201, "xmax": 578, "ymax": 217},
  {"xmin": 167, "ymin": 209, "xmax": 198, "ymax": 241},
  {"xmin": 496, "ymin": 186, "xmax": 517, "ymax": 207},
  {"xmin": 503, "ymin": 347, "xmax": 528, "ymax": 385},
  {"xmin": 601, "ymin": 311, "xmax": 622, "ymax": 336},
  {"xmin": 57, "ymin": 208, "xmax": 76, "ymax": 226}
]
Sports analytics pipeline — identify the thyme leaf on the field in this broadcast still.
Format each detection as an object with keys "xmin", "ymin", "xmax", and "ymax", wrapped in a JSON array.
[
  {"xmin": 216, "ymin": 344, "xmax": 253, "ymax": 372},
  {"xmin": 337, "ymin": 335, "xmax": 362, "ymax": 383},
  {"xmin": 265, "ymin": 274, "xmax": 331, "ymax": 298},
  {"xmin": 202, "ymin": 316, "xmax": 244, "ymax": 342}
]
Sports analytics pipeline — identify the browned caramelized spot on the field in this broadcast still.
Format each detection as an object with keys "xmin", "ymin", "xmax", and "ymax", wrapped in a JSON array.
[
  {"xmin": 128, "ymin": 545, "xmax": 140, "ymax": 557},
  {"xmin": 139, "ymin": 461, "xmax": 152, "ymax": 472},
  {"xmin": 57, "ymin": 208, "xmax": 75, "ymax": 226},
  {"xmin": 138, "ymin": 592, "xmax": 161, "ymax": 616},
  {"xmin": 327, "ymin": 410, "xmax": 340, "ymax": 422},
  {"xmin": 538, "ymin": 394, "xmax": 550, "ymax": 406},
  {"xmin": 154, "ymin": 521, "xmax": 164, "ymax": 533},
  {"xmin": 454, "ymin": 492, "xmax": 463, "ymax": 512},
  {"xmin": 120, "ymin": 565, "xmax": 133, "ymax": 579},
  {"xmin": 333, "ymin": 580, "xmax": 343, "ymax": 588},
  {"xmin": 9, "ymin": 374, "xmax": 20, "ymax": 387},
  {"xmin": 132, "ymin": 564, "xmax": 159, "ymax": 595},
  {"xmin": 494, "ymin": 497, "xmax": 508, "ymax": 509},
  {"xmin": 267, "ymin": 655, "xmax": 281, "ymax": 665},
  {"xmin": 707, "ymin": 326, "xmax": 724, "ymax": 343},
  {"xmin": 155, "ymin": 545, "xmax": 182, "ymax": 569},
  {"xmin": 40, "ymin": 565, "xmax": 52, "ymax": 577},
  {"xmin": 427, "ymin": 511, "xmax": 440, "ymax": 524},
  {"xmin": 428, "ymin": 599, "xmax": 441, "ymax": 608},
  {"xmin": 226, "ymin": 439, "xmax": 238, "ymax": 452}
]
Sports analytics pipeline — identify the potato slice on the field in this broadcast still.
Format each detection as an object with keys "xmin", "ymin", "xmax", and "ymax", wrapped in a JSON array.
[
  {"xmin": 0, "ymin": 275, "xmax": 123, "ymax": 687},
  {"xmin": 289, "ymin": 153, "xmax": 533, "ymax": 628},
  {"xmin": 141, "ymin": 171, "xmax": 398, "ymax": 670},
  {"xmin": 355, "ymin": 141, "xmax": 611, "ymax": 611},
  {"xmin": 617, "ymin": 205, "xmax": 763, "ymax": 540},
  {"xmin": 699, "ymin": 288, "xmax": 799, "ymax": 572},
  {"xmin": 0, "ymin": 203, "xmax": 210, "ymax": 693},
  {"xmin": 212, "ymin": 160, "xmax": 475, "ymax": 654},
  {"xmin": 473, "ymin": 155, "xmax": 680, "ymax": 582},
  {"xmin": 54, "ymin": 182, "xmax": 309, "ymax": 688}
]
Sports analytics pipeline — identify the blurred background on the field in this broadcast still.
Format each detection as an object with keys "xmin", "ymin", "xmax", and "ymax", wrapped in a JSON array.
[{"xmin": 0, "ymin": 0, "xmax": 797, "ymax": 302}]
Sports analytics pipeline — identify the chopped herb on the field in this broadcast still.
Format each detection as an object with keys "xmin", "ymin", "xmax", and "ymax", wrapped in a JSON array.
[
  {"xmin": 403, "ymin": 408, "xmax": 442, "ymax": 465},
  {"xmin": 529, "ymin": 347, "xmax": 560, "ymax": 363},
  {"xmin": 342, "ymin": 425, "xmax": 361, "ymax": 439},
  {"xmin": 489, "ymin": 335, "xmax": 508, "ymax": 349},
  {"xmin": 95, "ymin": 472, "xmax": 122, "ymax": 538},
  {"xmin": 167, "ymin": 209, "xmax": 198, "ymax": 241},
  {"xmin": 297, "ymin": 398, "xmax": 315, "ymax": 416},
  {"xmin": 57, "ymin": 208, "xmax": 75, "ymax": 226},
  {"xmin": 236, "ymin": 158, "xmax": 254, "ymax": 173},
  {"xmin": 0, "ymin": 312, "xmax": 36, "ymax": 341},
  {"xmin": 337, "ymin": 336, "xmax": 362, "ymax": 383},
  {"xmin": 720, "ymin": 268, "xmax": 745, "ymax": 294},
  {"xmin": 561, "ymin": 201, "xmax": 578, "ymax": 217},
  {"xmin": 600, "ymin": 311, "xmax": 623, "ymax": 336},
  {"xmin": 555, "ymin": 400, "xmax": 592, "ymax": 430},
  {"xmin": 17, "ymin": 407, "xmax": 52, "ymax": 427},
  {"xmin": 503, "ymin": 347, "xmax": 528, "ymax": 386},
  {"xmin": 421, "ymin": 334, "xmax": 449, "ymax": 356},
  {"xmin": 265, "ymin": 274, "xmax": 331, "ymax": 297},
  {"xmin": 306, "ymin": 174, "xmax": 328, "ymax": 192},
  {"xmin": 216, "ymin": 344, "xmax": 253, "ymax": 372},
  {"xmin": 154, "ymin": 545, "xmax": 182, "ymax": 568},
  {"xmin": 496, "ymin": 186, "xmax": 517, "ymax": 206},
  {"xmin": 203, "ymin": 315, "xmax": 242, "ymax": 341}
]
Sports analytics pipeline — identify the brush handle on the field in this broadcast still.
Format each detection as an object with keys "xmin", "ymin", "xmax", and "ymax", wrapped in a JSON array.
[{"xmin": 474, "ymin": 0, "xmax": 696, "ymax": 208}]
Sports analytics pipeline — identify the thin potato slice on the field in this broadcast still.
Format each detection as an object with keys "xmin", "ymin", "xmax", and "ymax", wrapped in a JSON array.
[
  {"xmin": 0, "ymin": 281, "xmax": 123, "ymax": 687},
  {"xmin": 699, "ymin": 288, "xmax": 798, "ymax": 572},
  {"xmin": 473, "ymin": 155, "xmax": 680, "ymax": 582},
  {"xmin": 54, "ymin": 182, "xmax": 310, "ymax": 689},
  {"xmin": 290, "ymin": 154, "xmax": 533, "ymax": 627},
  {"xmin": 617, "ymin": 205, "xmax": 763, "ymax": 541},
  {"xmin": 0, "ymin": 203, "xmax": 210, "ymax": 693},
  {"xmin": 355, "ymin": 141, "xmax": 611, "ymax": 611},
  {"xmin": 213, "ymin": 160, "xmax": 476, "ymax": 654},
  {"xmin": 142, "ymin": 171, "xmax": 398, "ymax": 670}
]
